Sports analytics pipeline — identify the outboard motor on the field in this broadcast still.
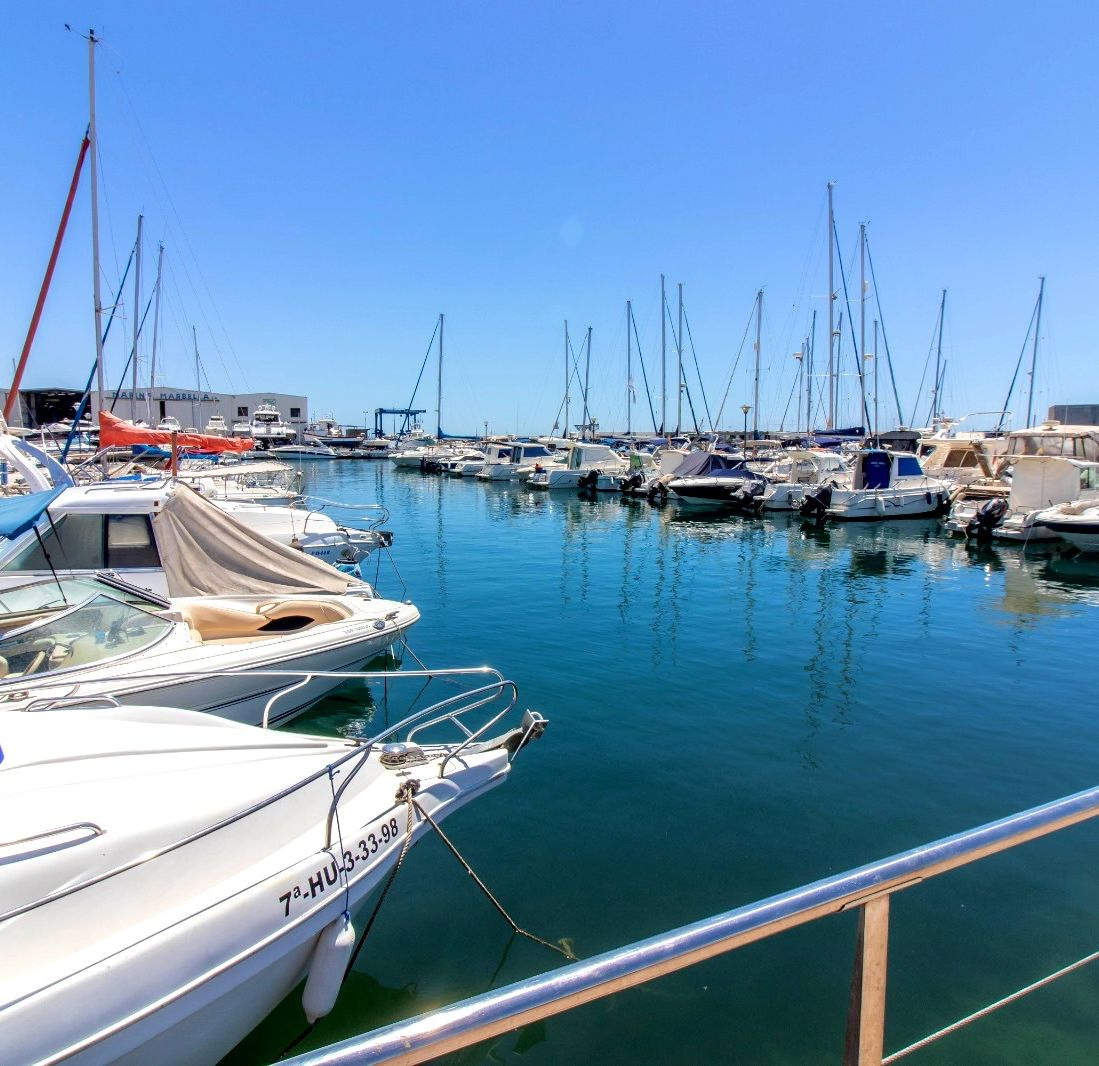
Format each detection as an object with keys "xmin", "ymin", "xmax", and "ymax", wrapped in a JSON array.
[
  {"xmin": 729, "ymin": 480, "xmax": 766, "ymax": 517},
  {"xmin": 799, "ymin": 485, "xmax": 832, "ymax": 523},
  {"xmin": 577, "ymin": 469, "xmax": 601, "ymax": 494},
  {"xmin": 620, "ymin": 471, "xmax": 646, "ymax": 494},
  {"xmin": 964, "ymin": 497, "xmax": 1008, "ymax": 540}
]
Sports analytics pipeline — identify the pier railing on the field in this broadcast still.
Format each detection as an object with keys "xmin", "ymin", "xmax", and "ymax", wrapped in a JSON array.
[{"xmin": 283, "ymin": 782, "xmax": 1099, "ymax": 1066}]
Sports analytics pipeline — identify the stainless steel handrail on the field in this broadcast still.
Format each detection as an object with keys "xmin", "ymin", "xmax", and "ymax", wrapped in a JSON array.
[{"xmin": 282, "ymin": 781, "xmax": 1099, "ymax": 1066}]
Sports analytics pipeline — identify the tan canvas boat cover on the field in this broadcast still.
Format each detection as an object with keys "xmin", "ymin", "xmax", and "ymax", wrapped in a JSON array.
[{"xmin": 152, "ymin": 485, "xmax": 350, "ymax": 596}]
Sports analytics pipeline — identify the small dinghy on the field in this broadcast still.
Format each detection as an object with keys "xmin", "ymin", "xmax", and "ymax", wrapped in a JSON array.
[{"xmin": 0, "ymin": 687, "xmax": 547, "ymax": 1065}]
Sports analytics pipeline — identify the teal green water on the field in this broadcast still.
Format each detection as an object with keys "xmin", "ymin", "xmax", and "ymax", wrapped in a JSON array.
[{"xmin": 225, "ymin": 462, "xmax": 1099, "ymax": 1065}]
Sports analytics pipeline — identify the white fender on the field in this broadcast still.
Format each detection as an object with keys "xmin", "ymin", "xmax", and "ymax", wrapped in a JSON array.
[
  {"xmin": 302, "ymin": 912, "xmax": 356, "ymax": 1023},
  {"xmin": 874, "ymin": 495, "xmax": 886, "ymax": 516}
]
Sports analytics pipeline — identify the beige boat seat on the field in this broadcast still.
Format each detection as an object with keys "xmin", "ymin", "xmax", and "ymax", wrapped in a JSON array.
[{"xmin": 179, "ymin": 598, "xmax": 353, "ymax": 642}]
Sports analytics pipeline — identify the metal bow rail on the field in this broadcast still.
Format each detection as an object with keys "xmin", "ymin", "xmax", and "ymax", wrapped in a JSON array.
[{"xmin": 282, "ymin": 781, "xmax": 1099, "ymax": 1066}]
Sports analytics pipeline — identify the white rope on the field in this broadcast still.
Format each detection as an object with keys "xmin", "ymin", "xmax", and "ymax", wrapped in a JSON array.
[{"xmin": 883, "ymin": 947, "xmax": 1099, "ymax": 1063}]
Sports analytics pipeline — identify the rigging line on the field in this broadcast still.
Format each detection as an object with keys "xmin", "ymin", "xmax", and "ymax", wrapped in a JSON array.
[
  {"xmin": 682, "ymin": 309, "xmax": 714, "ymax": 432},
  {"xmin": 864, "ymin": 239, "xmax": 904, "ymax": 427},
  {"xmin": 112, "ymin": 68, "xmax": 249, "ymax": 392},
  {"xmin": 908, "ymin": 303, "xmax": 943, "ymax": 428},
  {"xmin": 715, "ymin": 302, "xmax": 760, "ymax": 429},
  {"xmin": 996, "ymin": 292, "xmax": 1040, "ymax": 433},
  {"xmin": 778, "ymin": 369, "xmax": 800, "ymax": 431},
  {"xmin": 833, "ymin": 219, "xmax": 871, "ymax": 431},
  {"xmin": 109, "ymin": 286, "xmax": 158, "ymax": 412},
  {"xmin": 404, "ymin": 319, "xmax": 441, "ymax": 417},
  {"xmin": 629, "ymin": 303, "xmax": 659, "ymax": 434}
]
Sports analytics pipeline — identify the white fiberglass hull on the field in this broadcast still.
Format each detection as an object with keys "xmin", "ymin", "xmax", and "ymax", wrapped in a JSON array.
[
  {"xmin": 0, "ymin": 596, "xmax": 419, "ymax": 725},
  {"xmin": 0, "ymin": 705, "xmax": 529, "ymax": 1066},
  {"xmin": 827, "ymin": 486, "xmax": 950, "ymax": 521}
]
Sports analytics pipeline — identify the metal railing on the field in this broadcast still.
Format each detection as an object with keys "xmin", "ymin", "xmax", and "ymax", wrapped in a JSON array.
[{"xmin": 284, "ymin": 781, "xmax": 1099, "ymax": 1066}]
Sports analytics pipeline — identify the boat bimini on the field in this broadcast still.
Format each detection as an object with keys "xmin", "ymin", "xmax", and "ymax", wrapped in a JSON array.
[
  {"xmin": 0, "ymin": 685, "xmax": 547, "ymax": 1065},
  {"xmin": 0, "ymin": 572, "xmax": 418, "ymax": 725}
]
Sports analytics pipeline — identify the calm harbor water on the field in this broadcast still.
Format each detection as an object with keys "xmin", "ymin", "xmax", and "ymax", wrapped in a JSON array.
[{"xmin": 224, "ymin": 460, "xmax": 1099, "ymax": 1065}]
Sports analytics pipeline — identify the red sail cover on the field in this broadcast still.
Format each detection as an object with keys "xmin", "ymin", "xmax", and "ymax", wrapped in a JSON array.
[{"xmin": 98, "ymin": 411, "xmax": 254, "ymax": 452}]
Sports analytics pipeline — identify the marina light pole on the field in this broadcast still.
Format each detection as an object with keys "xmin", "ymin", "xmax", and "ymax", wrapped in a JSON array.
[{"xmin": 742, "ymin": 404, "xmax": 750, "ymax": 451}]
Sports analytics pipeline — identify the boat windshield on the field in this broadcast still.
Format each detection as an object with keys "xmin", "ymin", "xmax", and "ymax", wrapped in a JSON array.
[
  {"xmin": 0, "ymin": 591, "xmax": 173, "ymax": 678},
  {"xmin": 0, "ymin": 575, "xmax": 167, "ymax": 634}
]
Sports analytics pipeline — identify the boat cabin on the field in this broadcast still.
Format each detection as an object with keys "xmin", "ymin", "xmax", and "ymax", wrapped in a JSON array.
[{"xmin": 850, "ymin": 450, "xmax": 928, "ymax": 491}]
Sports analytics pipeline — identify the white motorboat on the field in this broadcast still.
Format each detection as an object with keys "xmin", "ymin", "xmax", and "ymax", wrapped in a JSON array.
[
  {"xmin": 800, "ymin": 449, "xmax": 952, "ymax": 522},
  {"xmin": 271, "ymin": 439, "xmax": 340, "ymax": 461},
  {"xmin": 0, "ymin": 688, "xmax": 547, "ymax": 1065},
  {"xmin": 476, "ymin": 441, "xmax": 560, "ymax": 482},
  {"xmin": 175, "ymin": 458, "xmax": 304, "ymax": 503},
  {"xmin": 660, "ymin": 451, "xmax": 769, "ymax": 511},
  {"xmin": 203, "ymin": 414, "xmax": 230, "ymax": 437},
  {"xmin": 1032, "ymin": 500, "xmax": 1099, "ymax": 553},
  {"xmin": 305, "ymin": 414, "xmax": 361, "ymax": 449},
  {"xmin": 155, "ymin": 416, "xmax": 183, "ymax": 433},
  {"xmin": 945, "ymin": 455, "xmax": 1099, "ymax": 543},
  {"xmin": 233, "ymin": 402, "xmax": 296, "ymax": 449},
  {"xmin": 0, "ymin": 572, "xmax": 417, "ymax": 725},
  {"xmin": 757, "ymin": 449, "xmax": 850, "ymax": 511},
  {"xmin": 527, "ymin": 443, "xmax": 628, "ymax": 491},
  {"xmin": 0, "ymin": 471, "xmax": 384, "ymax": 596}
]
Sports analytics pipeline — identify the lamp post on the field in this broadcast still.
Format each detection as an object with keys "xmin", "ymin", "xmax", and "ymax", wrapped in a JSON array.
[
  {"xmin": 483, "ymin": 420, "xmax": 489, "ymax": 442},
  {"xmin": 741, "ymin": 404, "xmax": 750, "ymax": 452}
]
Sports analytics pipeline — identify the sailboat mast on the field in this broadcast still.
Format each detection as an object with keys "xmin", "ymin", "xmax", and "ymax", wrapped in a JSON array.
[
  {"xmin": 660, "ymin": 273, "xmax": 666, "ymax": 435},
  {"xmin": 676, "ymin": 282, "xmax": 683, "ymax": 435},
  {"xmin": 807, "ymin": 308, "xmax": 817, "ymax": 436},
  {"xmin": 873, "ymin": 318, "xmax": 879, "ymax": 443},
  {"xmin": 826, "ymin": 181, "xmax": 835, "ymax": 430},
  {"xmin": 88, "ymin": 30, "xmax": 106, "ymax": 428},
  {"xmin": 932, "ymin": 288, "xmax": 946, "ymax": 426},
  {"xmin": 859, "ymin": 222, "xmax": 866, "ymax": 432},
  {"xmin": 564, "ymin": 320, "xmax": 569, "ymax": 438},
  {"xmin": 148, "ymin": 243, "xmax": 163, "ymax": 424},
  {"xmin": 626, "ymin": 300, "xmax": 632, "ymax": 438},
  {"xmin": 752, "ymin": 289, "xmax": 762, "ymax": 439},
  {"xmin": 436, "ymin": 312, "xmax": 444, "ymax": 438},
  {"xmin": 131, "ymin": 214, "xmax": 143, "ymax": 420},
  {"xmin": 583, "ymin": 327, "xmax": 592, "ymax": 440},
  {"xmin": 192, "ymin": 325, "xmax": 200, "ymax": 428},
  {"xmin": 1025, "ymin": 276, "xmax": 1045, "ymax": 428}
]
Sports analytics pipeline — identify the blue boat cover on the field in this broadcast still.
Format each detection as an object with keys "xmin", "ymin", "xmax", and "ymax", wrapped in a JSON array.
[{"xmin": 0, "ymin": 487, "xmax": 65, "ymax": 539}]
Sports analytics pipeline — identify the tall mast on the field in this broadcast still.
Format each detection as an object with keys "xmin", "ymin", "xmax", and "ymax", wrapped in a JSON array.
[
  {"xmin": 752, "ymin": 289, "xmax": 762, "ymax": 439},
  {"xmin": 88, "ymin": 30, "xmax": 106, "ymax": 431},
  {"xmin": 931, "ymin": 288, "xmax": 946, "ymax": 426},
  {"xmin": 807, "ymin": 309, "xmax": 817, "ymax": 436},
  {"xmin": 859, "ymin": 222, "xmax": 866, "ymax": 432},
  {"xmin": 1025, "ymin": 276, "xmax": 1045, "ymax": 428},
  {"xmin": 192, "ymin": 325, "xmax": 200, "ymax": 428},
  {"xmin": 676, "ymin": 282, "xmax": 683, "ymax": 434},
  {"xmin": 660, "ymin": 273, "xmax": 666, "ymax": 434},
  {"xmin": 147, "ymin": 243, "xmax": 164, "ymax": 423},
  {"xmin": 873, "ymin": 319, "xmax": 879, "ymax": 442},
  {"xmin": 826, "ymin": 181, "xmax": 835, "ymax": 430},
  {"xmin": 130, "ymin": 214, "xmax": 143, "ymax": 420},
  {"xmin": 626, "ymin": 300, "xmax": 632, "ymax": 438},
  {"xmin": 436, "ymin": 312, "xmax": 444, "ymax": 438},
  {"xmin": 563, "ymin": 320, "xmax": 569, "ymax": 437},
  {"xmin": 583, "ymin": 326, "xmax": 592, "ymax": 440}
]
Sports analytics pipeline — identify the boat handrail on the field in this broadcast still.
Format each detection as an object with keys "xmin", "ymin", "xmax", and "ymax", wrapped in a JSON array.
[
  {"xmin": 1, "ymin": 666, "xmax": 522, "ymax": 927},
  {"xmin": 282, "ymin": 780, "xmax": 1099, "ymax": 1066}
]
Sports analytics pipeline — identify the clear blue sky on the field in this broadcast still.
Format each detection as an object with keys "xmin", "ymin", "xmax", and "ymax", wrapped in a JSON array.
[{"xmin": 2, "ymin": 2, "xmax": 1095, "ymax": 436}]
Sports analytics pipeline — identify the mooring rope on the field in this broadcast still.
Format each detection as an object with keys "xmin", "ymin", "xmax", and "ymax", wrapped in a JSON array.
[{"xmin": 883, "ymin": 947, "xmax": 1099, "ymax": 1062}]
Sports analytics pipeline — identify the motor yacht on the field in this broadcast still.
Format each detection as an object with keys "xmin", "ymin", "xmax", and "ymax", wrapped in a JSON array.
[
  {"xmin": 0, "ymin": 572, "xmax": 417, "ymax": 725},
  {"xmin": 757, "ymin": 449, "xmax": 851, "ymax": 512},
  {"xmin": 527, "ymin": 443, "xmax": 627, "ymax": 491},
  {"xmin": 233, "ymin": 403, "xmax": 296, "ymax": 449},
  {"xmin": 271, "ymin": 439, "xmax": 340, "ymax": 461},
  {"xmin": 800, "ymin": 449, "xmax": 951, "ymax": 521},
  {"xmin": 660, "ymin": 451, "xmax": 768, "ymax": 510},
  {"xmin": 0, "ymin": 689, "xmax": 547, "ymax": 1064}
]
